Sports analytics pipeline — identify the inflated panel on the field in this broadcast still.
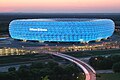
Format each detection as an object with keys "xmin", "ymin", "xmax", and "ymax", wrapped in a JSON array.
[{"xmin": 9, "ymin": 19, "xmax": 115, "ymax": 42}]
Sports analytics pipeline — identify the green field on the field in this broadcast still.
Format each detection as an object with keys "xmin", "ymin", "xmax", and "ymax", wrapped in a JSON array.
[
  {"xmin": 0, "ymin": 54, "xmax": 51, "ymax": 65},
  {"xmin": 63, "ymin": 49, "xmax": 120, "ymax": 58},
  {"xmin": 97, "ymin": 73, "xmax": 120, "ymax": 80}
]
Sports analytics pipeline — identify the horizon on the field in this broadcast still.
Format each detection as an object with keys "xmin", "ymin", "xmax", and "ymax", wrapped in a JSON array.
[
  {"xmin": 0, "ymin": 0, "xmax": 120, "ymax": 13},
  {"xmin": 0, "ymin": 12, "xmax": 120, "ymax": 14}
]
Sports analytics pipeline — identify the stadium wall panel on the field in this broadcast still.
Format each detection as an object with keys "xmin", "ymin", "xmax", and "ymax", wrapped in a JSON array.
[{"xmin": 9, "ymin": 19, "xmax": 115, "ymax": 42}]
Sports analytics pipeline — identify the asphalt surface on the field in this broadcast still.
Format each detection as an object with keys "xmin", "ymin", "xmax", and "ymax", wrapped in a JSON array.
[{"xmin": 0, "ymin": 37, "xmax": 112, "ymax": 48}]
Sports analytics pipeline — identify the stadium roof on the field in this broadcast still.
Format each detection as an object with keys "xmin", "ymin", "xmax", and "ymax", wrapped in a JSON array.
[{"xmin": 13, "ymin": 18, "xmax": 100, "ymax": 22}]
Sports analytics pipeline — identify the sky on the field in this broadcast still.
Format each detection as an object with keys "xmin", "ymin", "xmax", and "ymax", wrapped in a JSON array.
[{"xmin": 0, "ymin": 0, "xmax": 120, "ymax": 13}]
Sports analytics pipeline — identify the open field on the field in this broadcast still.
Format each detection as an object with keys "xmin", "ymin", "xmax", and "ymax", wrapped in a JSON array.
[
  {"xmin": 97, "ymin": 73, "xmax": 120, "ymax": 80},
  {"xmin": 0, "ymin": 53, "xmax": 70, "ymax": 66},
  {"xmin": 63, "ymin": 49, "xmax": 120, "ymax": 57},
  {"xmin": 0, "ymin": 54, "xmax": 51, "ymax": 65}
]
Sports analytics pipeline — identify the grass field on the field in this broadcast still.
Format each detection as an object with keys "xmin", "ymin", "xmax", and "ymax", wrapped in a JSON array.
[
  {"xmin": 97, "ymin": 73, "xmax": 120, "ymax": 80},
  {"xmin": 63, "ymin": 49, "xmax": 120, "ymax": 58},
  {"xmin": 0, "ymin": 54, "xmax": 51, "ymax": 65}
]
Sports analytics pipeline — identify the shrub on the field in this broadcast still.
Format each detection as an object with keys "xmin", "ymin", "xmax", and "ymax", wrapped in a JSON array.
[{"xmin": 112, "ymin": 62, "xmax": 120, "ymax": 73}]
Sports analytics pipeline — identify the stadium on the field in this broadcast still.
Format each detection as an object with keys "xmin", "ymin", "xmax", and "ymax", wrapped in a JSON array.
[{"xmin": 9, "ymin": 18, "xmax": 115, "ymax": 43}]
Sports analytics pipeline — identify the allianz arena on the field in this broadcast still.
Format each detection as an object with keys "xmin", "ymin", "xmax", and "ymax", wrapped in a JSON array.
[{"xmin": 9, "ymin": 18, "xmax": 115, "ymax": 42}]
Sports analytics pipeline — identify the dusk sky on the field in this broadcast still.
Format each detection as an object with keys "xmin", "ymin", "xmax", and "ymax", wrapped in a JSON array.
[{"xmin": 0, "ymin": 0, "xmax": 120, "ymax": 13}]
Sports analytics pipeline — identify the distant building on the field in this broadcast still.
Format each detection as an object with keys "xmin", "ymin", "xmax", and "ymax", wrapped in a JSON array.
[
  {"xmin": 115, "ymin": 26, "xmax": 120, "ymax": 32},
  {"xmin": 9, "ymin": 18, "xmax": 115, "ymax": 43}
]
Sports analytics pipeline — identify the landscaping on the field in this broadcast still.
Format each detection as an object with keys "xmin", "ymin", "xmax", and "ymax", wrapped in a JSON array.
[
  {"xmin": 89, "ymin": 55, "xmax": 120, "ymax": 71},
  {"xmin": 97, "ymin": 73, "xmax": 120, "ymax": 80},
  {"xmin": 63, "ymin": 49, "xmax": 120, "ymax": 58},
  {"xmin": 0, "ymin": 54, "xmax": 52, "ymax": 65},
  {"xmin": 0, "ymin": 61, "xmax": 85, "ymax": 80}
]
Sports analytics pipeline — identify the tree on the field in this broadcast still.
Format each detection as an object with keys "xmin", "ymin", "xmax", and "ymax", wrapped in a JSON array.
[
  {"xmin": 17, "ymin": 65, "xmax": 32, "ymax": 80},
  {"xmin": 7, "ymin": 72, "xmax": 19, "ymax": 80},
  {"xmin": 65, "ymin": 64, "xmax": 79, "ymax": 75},
  {"xmin": 77, "ymin": 73, "xmax": 85, "ymax": 80},
  {"xmin": 108, "ymin": 55, "xmax": 120, "ymax": 63},
  {"xmin": 0, "ymin": 73, "xmax": 10, "ymax": 80},
  {"xmin": 89, "ymin": 56, "xmax": 106, "ymax": 69},
  {"xmin": 112, "ymin": 62, "xmax": 120, "ymax": 73},
  {"xmin": 46, "ymin": 61, "xmax": 59, "ymax": 69},
  {"xmin": 0, "ymin": 61, "xmax": 84, "ymax": 80},
  {"xmin": 8, "ymin": 67, "xmax": 16, "ymax": 72},
  {"xmin": 30, "ymin": 69, "xmax": 41, "ymax": 80},
  {"xmin": 89, "ymin": 56, "xmax": 113, "ymax": 69},
  {"xmin": 42, "ymin": 76, "xmax": 49, "ymax": 80},
  {"xmin": 31, "ymin": 62, "xmax": 44, "ymax": 69},
  {"xmin": 64, "ymin": 64, "xmax": 80, "ymax": 80}
]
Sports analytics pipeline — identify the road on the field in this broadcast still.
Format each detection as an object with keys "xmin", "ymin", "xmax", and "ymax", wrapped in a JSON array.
[
  {"xmin": 25, "ymin": 47, "xmax": 96, "ymax": 80},
  {"xmin": 43, "ymin": 51, "xmax": 96, "ymax": 80}
]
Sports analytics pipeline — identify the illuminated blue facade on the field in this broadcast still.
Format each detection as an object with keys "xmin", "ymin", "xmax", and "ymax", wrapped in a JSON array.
[{"xmin": 9, "ymin": 19, "xmax": 115, "ymax": 42}]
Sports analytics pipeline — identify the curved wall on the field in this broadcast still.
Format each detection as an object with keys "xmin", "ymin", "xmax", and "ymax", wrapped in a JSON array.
[{"xmin": 9, "ymin": 19, "xmax": 115, "ymax": 42}]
